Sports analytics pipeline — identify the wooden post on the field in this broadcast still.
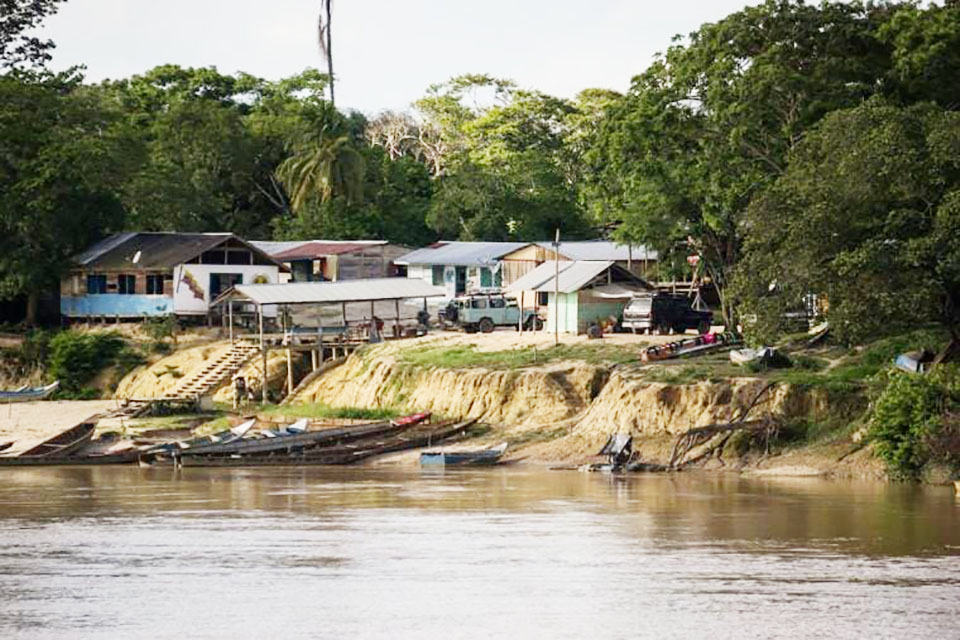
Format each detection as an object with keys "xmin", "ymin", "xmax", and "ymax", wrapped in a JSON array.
[
  {"xmin": 628, "ymin": 244, "xmax": 633, "ymax": 273},
  {"xmin": 553, "ymin": 229, "xmax": 560, "ymax": 345},
  {"xmin": 370, "ymin": 300, "xmax": 375, "ymax": 342},
  {"xmin": 228, "ymin": 298, "xmax": 234, "ymax": 344},
  {"xmin": 395, "ymin": 298, "xmax": 401, "ymax": 338},
  {"xmin": 518, "ymin": 290, "xmax": 524, "ymax": 333},
  {"xmin": 259, "ymin": 303, "xmax": 267, "ymax": 404},
  {"xmin": 286, "ymin": 346, "xmax": 294, "ymax": 396}
]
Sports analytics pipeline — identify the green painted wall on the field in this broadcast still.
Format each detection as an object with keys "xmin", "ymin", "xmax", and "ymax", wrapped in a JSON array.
[{"xmin": 545, "ymin": 292, "xmax": 579, "ymax": 333}]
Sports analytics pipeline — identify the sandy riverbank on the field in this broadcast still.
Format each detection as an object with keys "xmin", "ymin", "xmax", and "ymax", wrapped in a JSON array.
[{"xmin": 0, "ymin": 400, "xmax": 117, "ymax": 455}]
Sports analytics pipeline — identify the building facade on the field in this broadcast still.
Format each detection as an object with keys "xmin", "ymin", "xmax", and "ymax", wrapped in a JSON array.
[
  {"xmin": 61, "ymin": 233, "xmax": 285, "ymax": 320},
  {"xmin": 396, "ymin": 241, "xmax": 529, "ymax": 299}
]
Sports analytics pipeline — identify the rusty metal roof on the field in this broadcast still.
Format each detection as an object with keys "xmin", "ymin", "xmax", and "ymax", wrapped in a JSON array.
[{"xmin": 274, "ymin": 242, "xmax": 382, "ymax": 261}]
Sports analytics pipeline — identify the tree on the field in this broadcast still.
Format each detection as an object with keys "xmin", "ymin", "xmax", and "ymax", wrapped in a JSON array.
[
  {"xmin": 276, "ymin": 124, "xmax": 365, "ymax": 211},
  {"xmin": 0, "ymin": 0, "xmax": 65, "ymax": 68},
  {"xmin": 588, "ymin": 0, "xmax": 899, "ymax": 325},
  {"xmin": 415, "ymin": 75, "xmax": 591, "ymax": 240},
  {"xmin": 0, "ymin": 71, "xmax": 130, "ymax": 324},
  {"xmin": 735, "ymin": 99, "xmax": 960, "ymax": 345}
]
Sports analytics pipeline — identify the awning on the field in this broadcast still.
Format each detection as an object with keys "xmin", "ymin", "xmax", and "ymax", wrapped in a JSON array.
[{"xmin": 212, "ymin": 278, "xmax": 446, "ymax": 307}]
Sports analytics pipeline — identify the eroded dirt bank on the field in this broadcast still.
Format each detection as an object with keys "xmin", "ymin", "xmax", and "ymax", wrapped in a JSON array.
[{"xmin": 290, "ymin": 342, "xmax": 882, "ymax": 478}]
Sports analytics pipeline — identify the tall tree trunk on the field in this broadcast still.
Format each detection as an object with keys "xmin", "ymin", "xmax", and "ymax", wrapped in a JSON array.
[
  {"xmin": 25, "ymin": 290, "xmax": 38, "ymax": 326},
  {"xmin": 323, "ymin": 1, "xmax": 334, "ymax": 106}
]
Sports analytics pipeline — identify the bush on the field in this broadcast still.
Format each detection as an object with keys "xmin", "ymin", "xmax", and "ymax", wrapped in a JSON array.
[
  {"xmin": 868, "ymin": 365, "xmax": 960, "ymax": 479},
  {"xmin": 142, "ymin": 314, "xmax": 179, "ymax": 343},
  {"xmin": 47, "ymin": 331, "xmax": 125, "ymax": 394}
]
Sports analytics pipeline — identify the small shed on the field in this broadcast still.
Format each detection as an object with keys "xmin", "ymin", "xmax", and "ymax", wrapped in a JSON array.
[
  {"xmin": 506, "ymin": 261, "xmax": 652, "ymax": 334},
  {"xmin": 499, "ymin": 241, "xmax": 658, "ymax": 287}
]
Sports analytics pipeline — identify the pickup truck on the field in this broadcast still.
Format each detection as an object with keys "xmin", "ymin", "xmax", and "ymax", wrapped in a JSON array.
[
  {"xmin": 622, "ymin": 293, "xmax": 712, "ymax": 335},
  {"xmin": 439, "ymin": 293, "xmax": 544, "ymax": 333}
]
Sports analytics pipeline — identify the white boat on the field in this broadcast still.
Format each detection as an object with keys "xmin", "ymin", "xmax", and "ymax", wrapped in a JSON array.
[{"xmin": 0, "ymin": 381, "xmax": 59, "ymax": 403}]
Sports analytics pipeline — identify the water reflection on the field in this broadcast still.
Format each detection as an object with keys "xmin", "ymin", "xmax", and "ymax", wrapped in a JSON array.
[{"xmin": 0, "ymin": 467, "xmax": 957, "ymax": 639}]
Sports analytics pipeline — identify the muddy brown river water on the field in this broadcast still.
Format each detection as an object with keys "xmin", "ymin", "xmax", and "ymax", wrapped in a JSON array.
[{"xmin": 0, "ymin": 467, "xmax": 958, "ymax": 639}]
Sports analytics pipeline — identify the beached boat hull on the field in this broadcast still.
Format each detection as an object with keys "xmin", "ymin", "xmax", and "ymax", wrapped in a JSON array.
[
  {"xmin": 0, "ymin": 381, "xmax": 59, "ymax": 403},
  {"xmin": 17, "ymin": 421, "xmax": 95, "ymax": 458},
  {"xmin": 420, "ymin": 442, "xmax": 507, "ymax": 467}
]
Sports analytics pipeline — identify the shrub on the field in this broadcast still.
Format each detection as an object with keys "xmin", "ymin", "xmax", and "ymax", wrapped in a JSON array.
[
  {"xmin": 142, "ymin": 314, "xmax": 179, "ymax": 343},
  {"xmin": 868, "ymin": 365, "xmax": 960, "ymax": 479},
  {"xmin": 47, "ymin": 331, "xmax": 124, "ymax": 394}
]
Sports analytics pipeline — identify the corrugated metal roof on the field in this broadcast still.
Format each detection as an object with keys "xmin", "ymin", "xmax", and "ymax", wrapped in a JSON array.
[
  {"xmin": 506, "ymin": 261, "xmax": 650, "ymax": 294},
  {"xmin": 252, "ymin": 239, "xmax": 387, "ymax": 259},
  {"xmin": 535, "ymin": 241, "xmax": 659, "ymax": 262},
  {"xmin": 395, "ymin": 241, "xmax": 529, "ymax": 266},
  {"xmin": 274, "ymin": 242, "xmax": 381, "ymax": 261},
  {"xmin": 218, "ymin": 278, "xmax": 446, "ymax": 306},
  {"xmin": 70, "ymin": 232, "xmax": 283, "ymax": 271}
]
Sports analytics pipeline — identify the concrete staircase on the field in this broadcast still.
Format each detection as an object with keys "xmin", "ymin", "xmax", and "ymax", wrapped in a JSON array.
[{"xmin": 163, "ymin": 341, "xmax": 260, "ymax": 401}]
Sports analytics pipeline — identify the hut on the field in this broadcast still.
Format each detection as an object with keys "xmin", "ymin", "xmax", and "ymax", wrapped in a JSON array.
[{"xmin": 506, "ymin": 261, "xmax": 652, "ymax": 334}]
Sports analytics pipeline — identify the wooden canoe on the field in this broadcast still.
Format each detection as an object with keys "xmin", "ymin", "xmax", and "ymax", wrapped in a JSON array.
[
  {"xmin": 175, "ymin": 419, "xmax": 474, "ymax": 467},
  {"xmin": 18, "ymin": 422, "xmax": 95, "ymax": 458}
]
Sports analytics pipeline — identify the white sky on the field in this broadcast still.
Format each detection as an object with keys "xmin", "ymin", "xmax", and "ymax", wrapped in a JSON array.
[{"xmin": 37, "ymin": 0, "xmax": 765, "ymax": 115}]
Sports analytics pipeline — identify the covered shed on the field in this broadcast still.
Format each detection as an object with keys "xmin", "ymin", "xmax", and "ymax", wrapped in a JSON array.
[
  {"xmin": 212, "ymin": 278, "xmax": 446, "ymax": 402},
  {"xmin": 506, "ymin": 261, "xmax": 652, "ymax": 334}
]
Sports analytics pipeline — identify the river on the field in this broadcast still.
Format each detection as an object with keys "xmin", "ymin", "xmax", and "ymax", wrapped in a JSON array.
[{"xmin": 0, "ymin": 467, "xmax": 957, "ymax": 639}]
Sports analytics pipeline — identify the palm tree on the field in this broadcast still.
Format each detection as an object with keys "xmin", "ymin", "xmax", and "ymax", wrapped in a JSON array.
[{"xmin": 276, "ymin": 127, "xmax": 365, "ymax": 211}]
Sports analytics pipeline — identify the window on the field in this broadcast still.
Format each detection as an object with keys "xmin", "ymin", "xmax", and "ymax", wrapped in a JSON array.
[
  {"xmin": 432, "ymin": 265, "xmax": 444, "ymax": 286},
  {"xmin": 537, "ymin": 292, "xmax": 549, "ymax": 306},
  {"xmin": 146, "ymin": 275, "xmax": 164, "ymax": 295},
  {"xmin": 118, "ymin": 274, "xmax": 136, "ymax": 295},
  {"xmin": 86, "ymin": 274, "xmax": 107, "ymax": 295},
  {"xmin": 480, "ymin": 267, "xmax": 493, "ymax": 288},
  {"xmin": 490, "ymin": 297, "xmax": 505, "ymax": 309},
  {"xmin": 472, "ymin": 298, "xmax": 488, "ymax": 309},
  {"xmin": 210, "ymin": 273, "xmax": 243, "ymax": 298}
]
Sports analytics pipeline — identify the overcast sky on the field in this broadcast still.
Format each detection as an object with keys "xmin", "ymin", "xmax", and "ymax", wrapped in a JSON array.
[{"xmin": 37, "ymin": 0, "xmax": 765, "ymax": 114}]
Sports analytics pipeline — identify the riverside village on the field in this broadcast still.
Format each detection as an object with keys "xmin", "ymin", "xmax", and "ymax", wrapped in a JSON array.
[{"xmin": 2, "ymin": 1, "xmax": 960, "ymax": 638}]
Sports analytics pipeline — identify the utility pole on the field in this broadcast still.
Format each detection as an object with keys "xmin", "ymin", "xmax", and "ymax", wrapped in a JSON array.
[{"xmin": 553, "ymin": 228, "xmax": 560, "ymax": 346}]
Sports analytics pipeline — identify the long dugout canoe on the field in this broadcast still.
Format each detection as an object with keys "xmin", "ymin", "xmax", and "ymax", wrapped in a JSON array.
[{"xmin": 176, "ymin": 419, "xmax": 475, "ymax": 467}]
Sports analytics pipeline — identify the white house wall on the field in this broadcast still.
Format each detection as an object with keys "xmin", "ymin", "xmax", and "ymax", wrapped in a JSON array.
[{"xmin": 173, "ymin": 264, "xmax": 280, "ymax": 315}]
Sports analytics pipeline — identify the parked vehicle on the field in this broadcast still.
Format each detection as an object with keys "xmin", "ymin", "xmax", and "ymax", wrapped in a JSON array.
[
  {"xmin": 439, "ymin": 293, "xmax": 543, "ymax": 333},
  {"xmin": 622, "ymin": 294, "xmax": 712, "ymax": 335}
]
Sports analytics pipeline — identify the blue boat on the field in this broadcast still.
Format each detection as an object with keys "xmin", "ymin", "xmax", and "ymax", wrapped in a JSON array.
[{"xmin": 420, "ymin": 442, "xmax": 508, "ymax": 467}]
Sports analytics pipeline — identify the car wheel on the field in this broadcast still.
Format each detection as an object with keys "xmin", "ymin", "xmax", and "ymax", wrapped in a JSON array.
[
  {"xmin": 479, "ymin": 318, "xmax": 495, "ymax": 333},
  {"xmin": 655, "ymin": 325, "xmax": 669, "ymax": 336},
  {"xmin": 532, "ymin": 317, "xmax": 544, "ymax": 331},
  {"xmin": 464, "ymin": 324, "xmax": 478, "ymax": 334}
]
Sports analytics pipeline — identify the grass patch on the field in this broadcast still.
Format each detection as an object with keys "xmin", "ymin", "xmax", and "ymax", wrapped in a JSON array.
[
  {"xmin": 257, "ymin": 404, "xmax": 400, "ymax": 421},
  {"xmin": 397, "ymin": 342, "xmax": 640, "ymax": 370}
]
